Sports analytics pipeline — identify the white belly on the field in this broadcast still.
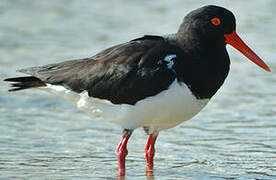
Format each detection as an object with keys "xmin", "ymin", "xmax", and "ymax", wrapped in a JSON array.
[{"xmin": 40, "ymin": 80, "xmax": 209, "ymax": 131}]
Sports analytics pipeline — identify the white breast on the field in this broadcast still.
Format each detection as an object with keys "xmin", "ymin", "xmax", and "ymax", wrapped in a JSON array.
[{"xmin": 40, "ymin": 80, "xmax": 209, "ymax": 131}]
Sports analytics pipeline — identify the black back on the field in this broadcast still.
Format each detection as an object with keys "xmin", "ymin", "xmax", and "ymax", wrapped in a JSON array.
[
  {"xmin": 18, "ymin": 36, "xmax": 178, "ymax": 105},
  {"xmin": 6, "ymin": 5, "xmax": 236, "ymax": 105}
]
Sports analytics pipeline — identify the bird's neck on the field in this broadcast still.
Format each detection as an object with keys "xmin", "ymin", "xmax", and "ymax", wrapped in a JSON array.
[
  {"xmin": 174, "ymin": 30, "xmax": 230, "ymax": 99},
  {"xmin": 177, "ymin": 29, "xmax": 226, "ymax": 57}
]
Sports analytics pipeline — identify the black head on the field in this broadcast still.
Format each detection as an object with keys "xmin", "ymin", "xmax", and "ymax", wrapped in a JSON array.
[
  {"xmin": 177, "ymin": 5, "xmax": 270, "ymax": 72},
  {"xmin": 178, "ymin": 5, "xmax": 236, "ymax": 46}
]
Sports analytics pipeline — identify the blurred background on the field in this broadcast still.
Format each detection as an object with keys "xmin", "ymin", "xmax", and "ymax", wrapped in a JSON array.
[{"xmin": 0, "ymin": 0, "xmax": 275, "ymax": 179}]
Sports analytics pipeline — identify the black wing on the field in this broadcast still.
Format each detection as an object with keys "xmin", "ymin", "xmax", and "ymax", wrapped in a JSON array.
[{"xmin": 7, "ymin": 35, "xmax": 179, "ymax": 105}]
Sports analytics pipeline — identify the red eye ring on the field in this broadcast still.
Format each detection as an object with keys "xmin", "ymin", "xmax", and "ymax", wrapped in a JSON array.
[{"xmin": 211, "ymin": 17, "xmax": 221, "ymax": 26}]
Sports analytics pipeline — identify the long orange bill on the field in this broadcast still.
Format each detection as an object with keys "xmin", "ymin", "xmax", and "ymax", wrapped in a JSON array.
[{"xmin": 224, "ymin": 31, "xmax": 271, "ymax": 72}]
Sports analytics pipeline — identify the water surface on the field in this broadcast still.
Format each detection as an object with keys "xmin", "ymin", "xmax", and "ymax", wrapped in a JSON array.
[{"xmin": 0, "ymin": 0, "xmax": 276, "ymax": 179}]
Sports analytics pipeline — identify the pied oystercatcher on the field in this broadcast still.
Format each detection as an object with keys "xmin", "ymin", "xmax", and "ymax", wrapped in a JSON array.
[{"xmin": 4, "ymin": 5, "xmax": 270, "ymax": 176}]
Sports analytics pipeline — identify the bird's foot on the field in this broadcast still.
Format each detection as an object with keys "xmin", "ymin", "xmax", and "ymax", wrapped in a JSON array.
[
  {"xmin": 117, "ymin": 130, "xmax": 132, "ymax": 176},
  {"xmin": 145, "ymin": 146, "xmax": 155, "ymax": 172},
  {"xmin": 117, "ymin": 148, "xmax": 128, "ymax": 176},
  {"xmin": 145, "ymin": 134, "xmax": 157, "ymax": 173}
]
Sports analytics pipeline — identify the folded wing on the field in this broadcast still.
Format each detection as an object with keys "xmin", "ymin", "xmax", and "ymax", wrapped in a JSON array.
[{"xmin": 5, "ymin": 35, "xmax": 179, "ymax": 105}]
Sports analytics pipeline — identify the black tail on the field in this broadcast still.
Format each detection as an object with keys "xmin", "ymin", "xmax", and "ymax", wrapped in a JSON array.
[{"xmin": 4, "ymin": 76, "xmax": 46, "ymax": 92}]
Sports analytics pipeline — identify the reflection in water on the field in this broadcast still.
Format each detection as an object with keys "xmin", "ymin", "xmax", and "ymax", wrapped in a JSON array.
[
  {"xmin": 117, "ymin": 168, "xmax": 155, "ymax": 180},
  {"xmin": 117, "ymin": 175, "xmax": 125, "ymax": 180},
  {"xmin": 145, "ymin": 169, "xmax": 155, "ymax": 180}
]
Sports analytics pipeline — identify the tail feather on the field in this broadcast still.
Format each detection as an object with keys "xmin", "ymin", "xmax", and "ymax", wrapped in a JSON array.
[{"xmin": 4, "ymin": 76, "xmax": 46, "ymax": 92}]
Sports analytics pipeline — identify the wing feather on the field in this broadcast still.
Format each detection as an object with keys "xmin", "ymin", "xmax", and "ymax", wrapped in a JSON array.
[{"xmin": 16, "ymin": 36, "xmax": 178, "ymax": 105}]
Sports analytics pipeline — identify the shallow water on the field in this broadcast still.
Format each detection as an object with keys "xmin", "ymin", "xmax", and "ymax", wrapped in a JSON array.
[{"xmin": 0, "ymin": 0, "xmax": 276, "ymax": 179}]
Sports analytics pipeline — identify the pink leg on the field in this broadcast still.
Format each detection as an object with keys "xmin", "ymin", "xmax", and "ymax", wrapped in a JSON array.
[
  {"xmin": 145, "ymin": 133, "xmax": 158, "ymax": 173},
  {"xmin": 117, "ymin": 130, "xmax": 132, "ymax": 176}
]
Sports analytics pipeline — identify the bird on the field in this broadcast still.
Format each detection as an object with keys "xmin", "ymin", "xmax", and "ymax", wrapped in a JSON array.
[{"xmin": 4, "ymin": 5, "xmax": 270, "ymax": 177}]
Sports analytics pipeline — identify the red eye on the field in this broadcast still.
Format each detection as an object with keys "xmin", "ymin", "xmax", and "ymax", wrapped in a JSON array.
[{"xmin": 211, "ymin": 17, "xmax": 221, "ymax": 26}]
